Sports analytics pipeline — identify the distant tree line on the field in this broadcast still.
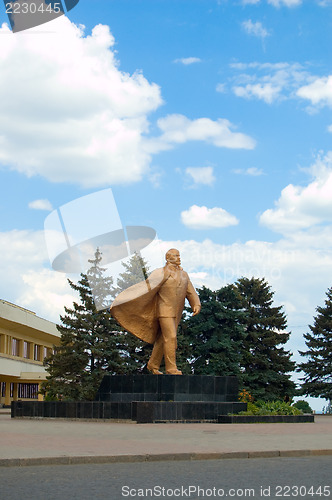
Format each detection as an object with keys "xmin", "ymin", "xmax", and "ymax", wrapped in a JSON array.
[{"xmin": 40, "ymin": 250, "xmax": 331, "ymax": 404}]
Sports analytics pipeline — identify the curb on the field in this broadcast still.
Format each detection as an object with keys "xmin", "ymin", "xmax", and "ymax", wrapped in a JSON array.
[{"xmin": 1, "ymin": 449, "xmax": 332, "ymax": 467}]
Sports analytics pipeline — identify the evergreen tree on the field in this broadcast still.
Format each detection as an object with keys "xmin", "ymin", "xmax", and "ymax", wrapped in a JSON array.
[
  {"xmin": 113, "ymin": 252, "xmax": 149, "ymax": 294},
  {"xmin": 40, "ymin": 249, "xmax": 121, "ymax": 401},
  {"xmin": 112, "ymin": 252, "xmax": 152, "ymax": 373},
  {"xmin": 298, "ymin": 286, "xmax": 332, "ymax": 401},
  {"xmin": 179, "ymin": 285, "xmax": 246, "ymax": 376},
  {"xmin": 235, "ymin": 277, "xmax": 296, "ymax": 401}
]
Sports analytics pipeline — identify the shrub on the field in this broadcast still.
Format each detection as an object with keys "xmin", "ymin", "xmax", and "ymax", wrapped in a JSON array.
[
  {"xmin": 293, "ymin": 400, "xmax": 313, "ymax": 414},
  {"xmin": 238, "ymin": 389, "xmax": 254, "ymax": 403},
  {"xmin": 238, "ymin": 399, "xmax": 302, "ymax": 416}
]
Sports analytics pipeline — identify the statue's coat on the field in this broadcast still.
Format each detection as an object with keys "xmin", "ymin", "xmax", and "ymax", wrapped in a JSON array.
[
  {"xmin": 110, "ymin": 267, "xmax": 166, "ymax": 344},
  {"xmin": 110, "ymin": 265, "xmax": 200, "ymax": 344}
]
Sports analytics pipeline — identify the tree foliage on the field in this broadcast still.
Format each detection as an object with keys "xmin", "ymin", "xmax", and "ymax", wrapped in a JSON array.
[
  {"xmin": 179, "ymin": 285, "xmax": 246, "ymax": 377},
  {"xmin": 298, "ymin": 286, "xmax": 332, "ymax": 401},
  {"xmin": 234, "ymin": 277, "xmax": 296, "ymax": 401},
  {"xmin": 179, "ymin": 278, "xmax": 296, "ymax": 402},
  {"xmin": 293, "ymin": 400, "xmax": 313, "ymax": 414}
]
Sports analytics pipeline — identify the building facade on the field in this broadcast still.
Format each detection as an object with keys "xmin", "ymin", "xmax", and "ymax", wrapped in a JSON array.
[{"xmin": 0, "ymin": 300, "xmax": 60, "ymax": 406}]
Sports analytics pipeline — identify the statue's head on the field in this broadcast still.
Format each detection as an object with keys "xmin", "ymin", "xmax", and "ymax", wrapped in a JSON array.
[{"xmin": 166, "ymin": 248, "xmax": 181, "ymax": 266}]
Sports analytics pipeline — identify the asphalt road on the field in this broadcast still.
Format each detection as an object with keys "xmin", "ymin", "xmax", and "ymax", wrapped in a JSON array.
[{"xmin": 1, "ymin": 456, "xmax": 331, "ymax": 500}]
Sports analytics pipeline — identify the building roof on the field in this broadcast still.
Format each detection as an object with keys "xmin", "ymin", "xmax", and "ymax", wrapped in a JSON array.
[{"xmin": 0, "ymin": 299, "xmax": 60, "ymax": 343}]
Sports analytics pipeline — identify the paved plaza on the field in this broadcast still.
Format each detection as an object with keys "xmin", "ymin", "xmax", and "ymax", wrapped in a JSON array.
[{"xmin": 1, "ymin": 409, "xmax": 332, "ymax": 466}]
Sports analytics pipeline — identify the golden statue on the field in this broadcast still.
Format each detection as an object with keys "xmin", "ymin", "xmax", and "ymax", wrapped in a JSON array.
[{"xmin": 110, "ymin": 249, "xmax": 201, "ymax": 374}]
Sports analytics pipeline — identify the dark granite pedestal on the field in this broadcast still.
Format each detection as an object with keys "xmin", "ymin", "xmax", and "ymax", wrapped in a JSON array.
[
  {"xmin": 96, "ymin": 374, "xmax": 238, "ymax": 403},
  {"xmin": 11, "ymin": 375, "xmax": 247, "ymax": 423},
  {"xmin": 96, "ymin": 374, "xmax": 246, "ymax": 423}
]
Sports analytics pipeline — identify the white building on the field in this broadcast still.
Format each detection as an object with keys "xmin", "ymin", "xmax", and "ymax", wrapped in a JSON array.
[{"xmin": 0, "ymin": 300, "xmax": 60, "ymax": 406}]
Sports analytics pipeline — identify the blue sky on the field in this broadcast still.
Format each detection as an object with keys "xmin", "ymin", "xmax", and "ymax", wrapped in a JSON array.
[{"xmin": 1, "ymin": 0, "xmax": 332, "ymax": 410}]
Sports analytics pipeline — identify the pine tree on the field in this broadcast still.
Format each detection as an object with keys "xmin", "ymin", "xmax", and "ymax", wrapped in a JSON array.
[
  {"xmin": 40, "ymin": 249, "xmax": 121, "ymax": 401},
  {"xmin": 179, "ymin": 285, "xmax": 246, "ymax": 376},
  {"xmin": 113, "ymin": 252, "xmax": 149, "ymax": 294},
  {"xmin": 112, "ymin": 252, "xmax": 152, "ymax": 373},
  {"xmin": 235, "ymin": 277, "xmax": 296, "ymax": 401},
  {"xmin": 298, "ymin": 286, "xmax": 332, "ymax": 401}
]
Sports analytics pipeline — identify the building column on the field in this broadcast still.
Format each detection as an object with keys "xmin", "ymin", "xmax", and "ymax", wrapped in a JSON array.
[
  {"xmin": 18, "ymin": 339, "xmax": 24, "ymax": 358},
  {"xmin": 27, "ymin": 342, "xmax": 33, "ymax": 360},
  {"xmin": 0, "ymin": 334, "xmax": 5, "ymax": 353},
  {"xmin": 12, "ymin": 382, "xmax": 18, "ymax": 402},
  {"xmin": 4, "ymin": 382, "xmax": 11, "ymax": 406}
]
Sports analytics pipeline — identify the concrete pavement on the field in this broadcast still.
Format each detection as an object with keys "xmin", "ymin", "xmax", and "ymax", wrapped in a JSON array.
[{"xmin": 1, "ymin": 410, "xmax": 332, "ymax": 467}]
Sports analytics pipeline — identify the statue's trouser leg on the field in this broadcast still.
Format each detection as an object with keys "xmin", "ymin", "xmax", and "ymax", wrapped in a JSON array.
[
  {"xmin": 159, "ymin": 317, "xmax": 181, "ymax": 375},
  {"xmin": 147, "ymin": 332, "xmax": 164, "ymax": 372}
]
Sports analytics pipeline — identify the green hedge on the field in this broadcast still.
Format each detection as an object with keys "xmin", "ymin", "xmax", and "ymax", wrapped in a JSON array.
[{"xmin": 238, "ymin": 400, "xmax": 302, "ymax": 416}]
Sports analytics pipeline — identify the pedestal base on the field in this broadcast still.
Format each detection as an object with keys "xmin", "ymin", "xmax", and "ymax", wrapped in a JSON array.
[
  {"xmin": 95, "ymin": 374, "xmax": 246, "ymax": 422},
  {"xmin": 11, "ymin": 374, "xmax": 247, "ymax": 423},
  {"xmin": 96, "ymin": 374, "xmax": 239, "ymax": 403}
]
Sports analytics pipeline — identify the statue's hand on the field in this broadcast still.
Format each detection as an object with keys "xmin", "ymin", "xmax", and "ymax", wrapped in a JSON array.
[{"xmin": 192, "ymin": 305, "xmax": 201, "ymax": 316}]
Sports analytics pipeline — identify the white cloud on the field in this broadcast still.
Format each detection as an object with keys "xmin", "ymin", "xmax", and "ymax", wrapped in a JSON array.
[
  {"xmin": 148, "ymin": 167, "xmax": 164, "ymax": 188},
  {"xmin": 230, "ymin": 62, "xmax": 300, "ymax": 71},
  {"xmin": 242, "ymin": 0, "xmax": 302, "ymax": 4},
  {"xmin": 216, "ymin": 83, "xmax": 226, "ymax": 93},
  {"xmin": 151, "ymin": 114, "xmax": 256, "ymax": 151},
  {"xmin": 233, "ymin": 83, "xmax": 281, "ymax": 103},
  {"xmin": 0, "ymin": 18, "xmax": 257, "ymax": 188},
  {"xmin": 260, "ymin": 152, "xmax": 332, "ymax": 234},
  {"xmin": 18, "ymin": 269, "xmax": 75, "ymax": 322},
  {"xmin": 185, "ymin": 167, "xmax": 216, "ymax": 187},
  {"xmin": 297, "ymin": 76, "xmax": 332, "ymax": 108},
  {"xmin": 0, "ymin": 229, "xmax": 74, "ymax": 322},
  {"xmin": 246, "ymin": 167, "xmax": 264, "ymax": 176},
  {"xmin": 174, "ymin": 57, "xmax": 202, "ymax": 65},
  {"xmin": 230, "ymin": 62, "xmax": 313, "ymax": 104},
  {"xmin": 328, "ymin": 125, "xmax": 332, "ymax": 133},
  {"xmin": 268, "ymin": 0, "xmax": 302, "ymax": 6},
  {"xmin": 233, "ymin": 167, "xmax": 264, "ymax": 176},
  {"xmin": 28, "ymin": 199, "xmax": 53, "ymax": 211},
  {"xmin": 0, "ymin": 18, "xmax": 162, "ymax": 188},
  {"xmin": 181, "ymin": 205, "xmax": 239, "ymax": 229},
  {"xmin": 188, "ymin": 271, "xmax": 209, "ymax": 281},
  {"xmin": 242, "ymin": 19, "xmax": 270, "ymax": 39}
]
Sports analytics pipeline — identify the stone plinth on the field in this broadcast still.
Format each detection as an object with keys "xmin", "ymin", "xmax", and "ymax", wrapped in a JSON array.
[
  {"xmin": 96, "ymin": 374, "xmax": 239, "ymax": 403},
  {"xmin": 95, "ymin": 374, "xmax": 245, "ymax": 422},
  {"xmin": 11, "ymin": 375, "xmax": 247, "ymax": 423}
]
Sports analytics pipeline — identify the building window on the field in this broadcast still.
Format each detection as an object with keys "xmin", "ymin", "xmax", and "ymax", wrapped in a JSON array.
[
  {"xmin": 11, "ymin": 338, "xmax": 20, "ymax": 357},
  {"xmin": 33, "ymin": 344, "xmax": 41, "ymax": 361},
  {"xmin": 23, "ymin": 341, "xmax": 31, "ymax": 359},
  {"xmin": 18, "ymin": 383, "xmax": 39, "ymax": 399}
]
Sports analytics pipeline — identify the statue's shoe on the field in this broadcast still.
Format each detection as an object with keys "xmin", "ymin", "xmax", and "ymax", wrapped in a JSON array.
[
  {"xmin": 147, "ymin": 365, "xmax": 163, "ymax": 375},
  {"xmin": 166, "ymin": 369, "xmax": 182, "ymax": 375}
]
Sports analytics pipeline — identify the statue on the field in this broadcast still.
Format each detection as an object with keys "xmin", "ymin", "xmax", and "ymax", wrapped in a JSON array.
[{"xmin": 110, "ymin": 248, "xmax": 201, "ymax": 374}]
